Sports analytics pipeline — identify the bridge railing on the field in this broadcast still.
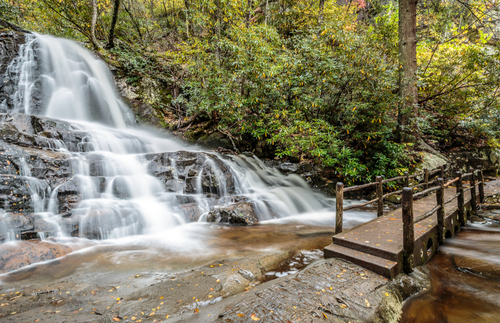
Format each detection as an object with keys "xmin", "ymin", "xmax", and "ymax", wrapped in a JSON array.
[
  {"xmin": 401, "ymin": 166, "xmax": 485, "ymax": 273},
  {"xmin": 335, "ymin": 165, "xmax": 446, "ymax": 234}
]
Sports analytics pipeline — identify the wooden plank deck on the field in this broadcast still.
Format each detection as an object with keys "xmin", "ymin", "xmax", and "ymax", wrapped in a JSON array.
[{"xmin": 324, "ymin": 178, "xmax": 500, "ymax": 278}]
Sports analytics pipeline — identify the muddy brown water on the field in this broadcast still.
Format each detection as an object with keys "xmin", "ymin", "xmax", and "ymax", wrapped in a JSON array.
[
  {"xmin": 0, "ymin": 222, "xmax": 336, "ymax": 284},
  {"xmin": 401, "ymin": 218, "xmax": 500, "ymax": 323}
]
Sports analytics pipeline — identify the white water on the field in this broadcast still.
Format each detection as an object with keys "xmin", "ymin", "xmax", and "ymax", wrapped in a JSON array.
[{"xmin": 0, "ymin": 34, "xmax": 374, "ymax": 248}]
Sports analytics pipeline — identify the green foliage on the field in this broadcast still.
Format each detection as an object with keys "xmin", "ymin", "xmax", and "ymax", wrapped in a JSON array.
[
  {"xmin": 0, "ymin": 0, "xmax": 20, "ymax": 23},
  {"xmin": 176, "ymin": 3, "xmax": 409, "ymax": 182}
]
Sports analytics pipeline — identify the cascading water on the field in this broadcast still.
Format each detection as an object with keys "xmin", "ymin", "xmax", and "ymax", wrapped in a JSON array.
[{"xmin": 0, "ymin": 33, "xmax": 371, "ymax": 249}]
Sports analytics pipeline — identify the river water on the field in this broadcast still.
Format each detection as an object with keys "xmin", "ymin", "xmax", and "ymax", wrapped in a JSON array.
[{"xmin": 401, "ymin": 216, "xmax": 500, "ymax": 322}]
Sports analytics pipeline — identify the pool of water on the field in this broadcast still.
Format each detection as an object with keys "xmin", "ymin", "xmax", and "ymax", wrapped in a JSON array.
[{"xmin": 401, "ymin": 215, "xmax": 500, "ymax": 323}]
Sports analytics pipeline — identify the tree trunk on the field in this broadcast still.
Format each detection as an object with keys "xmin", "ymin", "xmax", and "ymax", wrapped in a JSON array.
[
  {"xmin": 246, "ymin": 0, "xmax": 253, "ymax": 27},
  {"xmin": 215, "ymin": 0, "xmax": 221, "ymax": 62},
  {"xmin": 398, "ymin": 0, "xmax": 419, "ymax": 143},
  {"xmin": 106, "ymin": 0, "xmax": 120, "ymax": 49},
  {"xmin": 90, "ymin": 0, "xmax": 101, "ymax": 49},
  {"xmin": 184, "ymin": 0, "xmax": 190, "ymax": 36},
  {"xmin": 318, "ymin": 0, "xmax": 325, "ymax": 25},
  {"xmin": 123, "ymin": 0, "xmax": 143, "ymax": 39},
  {"xmin": 265, "ymin": 0, "xmax": 269, "ymax": 25}
]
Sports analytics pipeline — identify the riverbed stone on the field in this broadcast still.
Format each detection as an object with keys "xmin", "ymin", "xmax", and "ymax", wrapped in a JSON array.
[{"xmin": 207, "ymin": 202, "xmax": 258, "ymax": 225}]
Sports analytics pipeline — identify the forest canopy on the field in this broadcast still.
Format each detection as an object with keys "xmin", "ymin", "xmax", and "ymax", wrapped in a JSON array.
[{"xmin": 2, "ymin": 0, "xmax": 500, "ymax": 183}]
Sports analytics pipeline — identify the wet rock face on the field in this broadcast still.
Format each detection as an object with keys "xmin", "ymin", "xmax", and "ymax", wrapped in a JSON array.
[
  {"xmin": 0, "ymin": 30, "xmax": 46, "ymax": 114},
  {"xmin": 207, "ymin": 202, "xmax": 258, "ymax": 225},
  {"xmin": 0, "ymin": 29, "xmax": 26, "ymax": 110},
  {"xmin": 0, "ymin": 113, "xmax": 92, "ymax": 152},
  {"xmin": 144, "ymin": 150, "xmax": 235, "ymax": 196},
  {"xmin": 0, "ymin": 111, "xmax": 250, "ymax": 245},
  {"xmin": 0, "ymin": 175, "xmax": 33, "ymax": 213},
  {"xmin": 0, "ymin": 213, "xmax": 33, "ymax": 241}
]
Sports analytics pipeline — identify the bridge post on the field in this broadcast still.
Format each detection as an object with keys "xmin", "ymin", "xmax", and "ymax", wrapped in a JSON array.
[
  {"xmin": 470, "ymin": 167, "xmax": 477, "ymax": 214},
  {"xmin": 436, "ymin": 178, "xmax": 445, "ymax": 244},
  {"xmin": 376, "ymin": 176, "xmax": 383, "ymax": 217},
  {"xmin": 440, "ymin": 165, "xmax": 445, "ymax": 179},
  {"xmin": 424, "ymin": 168, "xmax": 429, "ymax": 190},
  {"xmin": 478, "ymin": 165, "xmax": 485, "ymax": 203},
  {"xmin": 404, "ymin": 171, "xmax": 409, "ymax": 187},
  {"xmin": 457, "ymin": 171, "xmax": 465, "ymax": 225},
  {"xmin": 402, "ymin": 187, "xmax": 414, "ymax": 274},
  {"xmin": 335, "ymin": 182, "xmax": 344, "ymax": 234}
]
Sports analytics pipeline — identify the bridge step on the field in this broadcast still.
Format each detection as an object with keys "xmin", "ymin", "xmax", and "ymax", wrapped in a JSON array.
[
  {"xmin": 333, "ymin": 235, "xmax": 400, "ymax": 262},
  {"xmin": 324, "ymin": 243, "xmax": 399, "ymax": 279}
]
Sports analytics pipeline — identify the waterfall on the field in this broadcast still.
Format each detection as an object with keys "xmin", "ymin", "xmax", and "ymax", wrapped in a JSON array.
[{"xmin": 0, "ymin": 33, "xmax": 356, "ymax": 244}]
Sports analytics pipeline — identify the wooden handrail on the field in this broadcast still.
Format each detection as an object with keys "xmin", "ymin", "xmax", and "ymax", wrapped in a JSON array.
[
  {"xmin": 402, "ymin": 188, "xmax": 414, "ymax": 274},
  {"xmin": 343, "ymin": 197, "xmax": 379, "ymax": 211},
  {"xmin": 413, "ymin": 186, "xmax": 440, "ymax": 200},
  {"xmin": 470, "ymin": 167, "xmax": 477, "ymax": 211},
  {"xmin": 343, "ymin": 181, "xmax": 378, "ymax": 192},
  {"xmin": 381, "ymin": 175, "xmax": 407, "ymax": 184},
  {"xmin": 463, "ymin": 186, "xmax": 474, "ymax": 193},
  {"xmin": 410, "ymin": 180, "xmax": 437, "ymax": 190},
  {"xmin": 343, "ymin": 165, "xmax": 447, "ymax": 193},
  {"xmin": 414, "ymin": 205, "xmax": 441, "ymax": 223},
  {"xmin": 444, "ymin": 193, "xmax": 460, "ymax": 205},
  {"xmin": 444, "ymin": 177, "xmax": 459, "ymax": 187},
  {"xmin": 478, "ymin": 165, "xmax": 485, "ymax": 203}
]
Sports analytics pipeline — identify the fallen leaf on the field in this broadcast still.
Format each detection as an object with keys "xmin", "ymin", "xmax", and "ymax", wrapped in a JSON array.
[
  {"xmin": 238, "ymin": 313, "xmax": 245, "ymax": 317},
  {"xmin": 323, "ymin": 312, "xmax": 328, "ymax": 318},
  {"xmin": 251, "ymin": 314, "xmax": 261, "ymax": 321},
  {"xmin": 194, "ymin": 309, "xmax": 199, "ymax": 313}
]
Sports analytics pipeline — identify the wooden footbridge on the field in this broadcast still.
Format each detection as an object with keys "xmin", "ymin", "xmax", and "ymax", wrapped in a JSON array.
[{"xmin": 324, "ymin": 166, "xmax": 500, "ymax": 278}]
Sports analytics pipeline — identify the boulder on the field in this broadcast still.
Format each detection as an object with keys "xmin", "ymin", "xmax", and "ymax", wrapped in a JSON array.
[
  {"xmin": 0, "ymin": 239, "xmax": 73, "ymax": 273},
  {"xmin": 207, "ymin": 202, "xmax": 258, "ymax": 225},
  {"xmin": 201, "ymin": 132, "xmax": 232, "ymax": 150},
  {"xmin": 254, "ymin": 140, "xmax": 275, "ymax": 159},
  {"xmin": 414, "ymin": 152, "xmax": 448, "ymax": 174},
  {"xmin": 386, "ymin": 194, "xmax": 402, "ymax": 204},
  {"xmin": 178, "ymin": 203, "xmax": 204, "ymax": 222}
]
